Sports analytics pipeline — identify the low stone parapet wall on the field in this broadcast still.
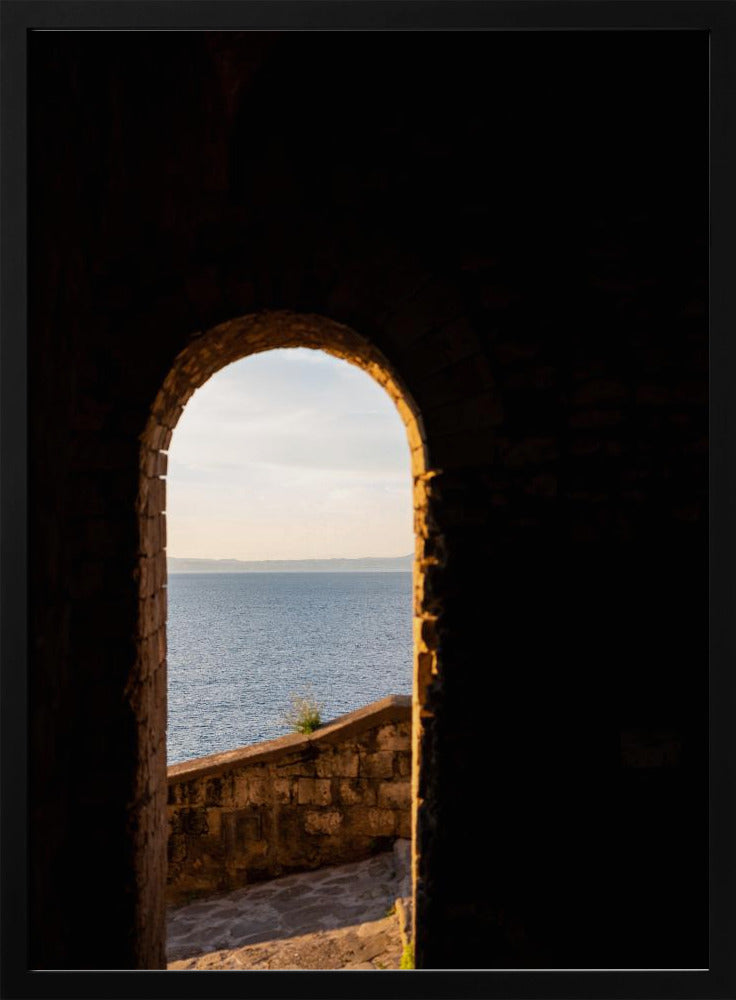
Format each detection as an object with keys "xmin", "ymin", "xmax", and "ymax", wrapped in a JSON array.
[{"xmin": 167, "ymin": 695, "xmax": 411, "ymax": 905}]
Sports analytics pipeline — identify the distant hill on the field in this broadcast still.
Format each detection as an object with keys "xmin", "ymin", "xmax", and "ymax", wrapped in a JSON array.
[{"xmin": 168, "ymin": 554, "xmax": 413, "ymax": 574}]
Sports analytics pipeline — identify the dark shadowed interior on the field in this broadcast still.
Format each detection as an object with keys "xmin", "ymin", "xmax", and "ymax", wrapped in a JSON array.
[{"xmin": 29, "ymin": 31, "xmax": 707, "ymax": 970}]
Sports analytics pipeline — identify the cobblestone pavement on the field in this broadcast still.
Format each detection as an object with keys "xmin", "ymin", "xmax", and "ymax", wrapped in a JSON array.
[{"xmin": 167, "ymin": 840, "xmax": 410, "ymax": 970}]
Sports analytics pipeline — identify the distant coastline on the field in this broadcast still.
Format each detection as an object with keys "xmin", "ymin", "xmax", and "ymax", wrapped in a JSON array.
[{"xmin": 168, "ymin": 554, "xmax": 413, "ymax": 574}]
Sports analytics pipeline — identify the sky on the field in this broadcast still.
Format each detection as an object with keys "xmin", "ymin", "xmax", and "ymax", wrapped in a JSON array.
[{"xmin": 165, "ymin": 348, "xmax": 414, "ymax": 561}]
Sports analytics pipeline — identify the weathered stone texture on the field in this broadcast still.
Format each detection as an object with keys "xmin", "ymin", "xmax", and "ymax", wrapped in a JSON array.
[{"xmin": 166, "ymin": 697, "xmax": 411, "ymax": 905}]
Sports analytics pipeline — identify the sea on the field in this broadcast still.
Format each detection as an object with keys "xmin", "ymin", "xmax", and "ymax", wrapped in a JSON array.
[{"xmin": 167, "ymin": 572, "xmax": 413, "ymax": 765}]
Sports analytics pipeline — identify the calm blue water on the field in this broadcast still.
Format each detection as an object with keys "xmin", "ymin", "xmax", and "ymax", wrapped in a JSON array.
[{"xmin": 167, "ymin": 572, "xmax": 413, "ymax": 764}]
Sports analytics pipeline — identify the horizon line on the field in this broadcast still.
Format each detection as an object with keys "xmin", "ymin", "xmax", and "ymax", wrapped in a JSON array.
[{"xmin": 167, "ymin": 553, "xmax": 413, "ymax": 563}]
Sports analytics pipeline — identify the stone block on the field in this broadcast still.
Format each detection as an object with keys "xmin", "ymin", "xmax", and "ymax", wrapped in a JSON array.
[
  {"xmin": 233, "ymin": 773, "xmax": 251, "ymax": 806},
  {"xmin": 569, "ymin": 409, "xmax": 624, "ymax": 429},
  {"xmin": 275, "ymin": 758, "xmax": 317, "ymax": 778},
  {"xmin": 414, "ymin": 615, "xmax": 439, "ymax": 653},
  {"xmin": 174, "ymin": 808, "xmax": 209, "ymax": 837},
  {"xmin": 304, "ymin": 810, "xmax": 343, "ymax": 835},
  {"xmin": 359, "ymin": 751, "xmax": 395, "ymax": 779},
  {"xmin": 223, "ymin": 808, "xmax": 261, "ymax": 845},
  {"xmin": 247, "ymin": 779, "xmax": 269, "ymax": 806},
  {"xmin": 358, "ymin": 750, "xmax": 394, "ymax": 778},
  {"xmin": 205, "ymin": 778, "xmax": 224, "ymax": 807},
  {"xmin": 297, "ymin": 778, "xmax": 332, "ymax": 806},
  {"xmin": 572, "ymin": 378, "xmax": 628, "ymax": 406},
  {"xmin": 363, "ymin": 808, "xmax": 397, "ymax": 836},
  {"xmin": 205, "ymin": 807, "xmax": 222, "ymax": 839},
  {"xmin": 397, "ymin": 755, "xmax": 412, "ymax": 778},
  {"xmin": 376, "ymin": 723, "xmax": 411, "ymax": 751},
  {"xmin": 377, "ymin": 781, "xmax": 411, "ymax": 810},
  {"xmin": 315, "ymin": 748, "xmax": 359, "ymax": 778},
  {"xmin": 273, "ymin": 778, "xmax": 294, "ymax": 804},
  {"xmin": 337, "ymin": 778, "xmax": 377, "ymax": 806}
]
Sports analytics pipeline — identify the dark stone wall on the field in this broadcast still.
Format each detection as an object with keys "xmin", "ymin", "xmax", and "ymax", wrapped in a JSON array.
[{"xmin": 29, "ymin": 31, "xmax": 707, "ymax": 968}]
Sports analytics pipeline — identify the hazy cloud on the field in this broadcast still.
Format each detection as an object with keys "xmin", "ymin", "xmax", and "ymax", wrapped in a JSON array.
[{"xmin": 166, "ymin": 349, "xmax": 413, "ymax": 560}]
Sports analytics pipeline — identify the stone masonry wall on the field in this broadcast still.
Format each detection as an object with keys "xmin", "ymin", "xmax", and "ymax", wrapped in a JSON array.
[
  {"xmin": 166, "ymin": 696, "xmax": 411, "ymax": 906},
  {"xmin": 27, "ymin": 31, "xmax": 708, "ymax": 970}
]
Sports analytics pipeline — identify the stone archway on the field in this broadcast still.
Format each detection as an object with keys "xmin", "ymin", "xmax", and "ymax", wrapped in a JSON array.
[{"xmin": 135, "ymin": 310, "xmax": 445, "ymax": 965}]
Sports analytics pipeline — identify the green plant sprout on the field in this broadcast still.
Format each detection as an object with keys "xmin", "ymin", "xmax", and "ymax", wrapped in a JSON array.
[
  {"xmin": 282, "ymin": 690, "xmax": 323, "ymax": 734},
  {"xmin": 400, "ymin": 942, "xmax": 415, "ymax": 969}
]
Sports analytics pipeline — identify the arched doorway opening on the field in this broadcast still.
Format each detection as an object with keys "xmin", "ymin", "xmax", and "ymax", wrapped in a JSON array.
[
  {"xmin": 136, "ymin": 311, "xmax": 443, "ymax": 966},
  {"xmin": 165, "ymin": 347, "xmax": 414, "ymax": 762}
]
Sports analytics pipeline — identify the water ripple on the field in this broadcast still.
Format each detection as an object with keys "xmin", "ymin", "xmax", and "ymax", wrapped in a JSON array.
[{"xmin": 167, "ymin": 572, "xmax": 413, "ymax": 764}]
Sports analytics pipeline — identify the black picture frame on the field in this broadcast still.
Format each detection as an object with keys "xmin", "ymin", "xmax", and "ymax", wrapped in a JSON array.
[{"xmin": 2, "ymin": 2, "xmax": 734, "ymax": 998}]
